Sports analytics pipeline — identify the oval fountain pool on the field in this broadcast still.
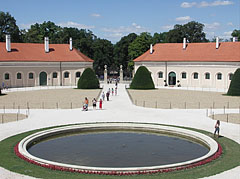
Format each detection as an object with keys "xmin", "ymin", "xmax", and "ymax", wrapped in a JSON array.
[{"xmin": 16, "ymin": 123, "xmax": 221, "ymax": 175}]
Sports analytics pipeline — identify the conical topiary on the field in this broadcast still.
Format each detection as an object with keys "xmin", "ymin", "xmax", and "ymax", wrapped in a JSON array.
[
  {"xmin": 227, "ymin": 68, "xmax": 240, "ymax": 96},
  {"xmin": 77, "ymin": 68, "xmax": 100, "ymax": 89},
  {"xmin": 130, "ymin": 66, "xmax": 155, "ymax": 89}
]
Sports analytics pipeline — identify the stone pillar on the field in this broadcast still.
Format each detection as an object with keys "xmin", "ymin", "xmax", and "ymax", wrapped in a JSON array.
[
  {"xmin": 104, "ymin": 65, "xmax": 107, "ymax": 83},
  {"xmin": 132, "ymin": 66, "xmax": 135, "ymax": 79},
  {"xmin": 120, "ymin": 65, "xmax": 123, "ymax": 82}
]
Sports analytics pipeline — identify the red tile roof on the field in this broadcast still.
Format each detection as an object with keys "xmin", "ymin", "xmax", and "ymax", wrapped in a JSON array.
[
  {"xmin": 0, "ymin": 42, "xmax": 93, "ymax": 62},
  {"xmin": 134, "ymin": 42, "xmax": 240, "ymax": 62}
]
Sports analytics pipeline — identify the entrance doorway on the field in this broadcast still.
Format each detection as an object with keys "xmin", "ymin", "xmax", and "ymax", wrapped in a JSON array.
[
  {"xmin": 39, "ymin": 72, "xmax": 47, "ymax": 86},
  {"xmin": 168, "ymin": 72, "xmax": 176, "ymax": 86}
]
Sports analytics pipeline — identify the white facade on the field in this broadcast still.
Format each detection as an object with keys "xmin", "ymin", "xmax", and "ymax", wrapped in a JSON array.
[
  {"xmin": 0, "ymin": 61, "xmax": 92, "ymax": 88},
  {"xmin": 134, "ymin": 61, "xmax": 238, "ymax": 89}
]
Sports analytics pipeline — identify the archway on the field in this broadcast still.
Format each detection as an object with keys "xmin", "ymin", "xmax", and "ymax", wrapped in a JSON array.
[
  {"xmin": 39, "ymin": 72, "xmax": 47, "ymax": 86},
  {"xmin": 168, "ymin": 72, "xmax": 176, "ymax": 86}
]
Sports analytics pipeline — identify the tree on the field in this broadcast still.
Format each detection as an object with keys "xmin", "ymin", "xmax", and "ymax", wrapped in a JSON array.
[
  {"xmin": 231, "ymin": 29, "xmax": 240, "ymax": 40},
  {"xmin": 227, "ymin": 68, "xmax": 240, "ymax": 96},
  {"xmin": 152, "ymin": 32, "xmax": 168, "ymax": 44},
  {"xmin": 92, "ymin": 38, "xmax": 114, "ymax": 76},
  {"xmin": 128, "ymin": 32, "xmax": 153, "ymax": 70},
  {"xmin": 0, "ymin": 11, "xmax": 22, "ymax": 42},
  {"xmin": 166, "ymin": 21, "xmax": 208, "ymax": 43},
  {"xmin": 130, "ymin": 66, "xmax": 155, "ymax": 89},
  {"xmin": 113, "ymin": 33, "xmax": 137, "ymax": 76},
  {"xmin": 77, "ymin": 68, "xmax": 99, "ymax": 89},
  {"xmin": 23, "ymin": 21, "xmax": 62, "ymax": 43}
]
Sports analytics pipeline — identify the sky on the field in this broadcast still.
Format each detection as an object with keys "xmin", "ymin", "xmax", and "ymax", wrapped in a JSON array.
[{"xmin": 1, "ymin": 0, "xmax": 239, "ymax": 43}]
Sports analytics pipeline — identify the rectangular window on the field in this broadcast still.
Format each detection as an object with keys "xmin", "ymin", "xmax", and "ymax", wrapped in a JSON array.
[
  {"xmin": 158, "ymin": 72, "xmax": 163, "ymax": 78},
  {"xmin": 53, "ymin": 73, "xmax": 58, "ymax": 78},
  {"xmin": 29, "ymin": 73, "xmax": 34, "ymax": 79},
  {"xmin": 5, "ymin": 73, "xmax": 9, "ymax": 80},
  {"xmin": 205, "ymin": 73, "xmax": 210, "ymax": 79},
  {"xmin": 194, "ymin": 73, "xmax": 198, "ymax": 79},
  {"xmin": 17, "ymin": 73, "xmax": 22, "ymax": 79},
  {"xmin": 182, "ymin": 73, "xmax": 186, "ymax": 79},
  {"xmin": 217, "ymin": 73, "xmax": 222, "ymax": 80}
]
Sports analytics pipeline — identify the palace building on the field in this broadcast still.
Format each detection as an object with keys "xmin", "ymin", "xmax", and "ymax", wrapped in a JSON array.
[
  {"xmin": 0, "ymin": 36, "xmax": 93, "ymax": 88},
  {"xmin": 134, "ymin": 38, "xmax": 240, "ymax": 89}
]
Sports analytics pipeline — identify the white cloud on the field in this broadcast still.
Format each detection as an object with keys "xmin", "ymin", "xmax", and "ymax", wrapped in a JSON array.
[
  {"xmin": 180, "ymin": 1, "xmax": 234, "ymax": 8},
  {"xmin": 57, "ymin": 21, "xmax": 95, "ymax": 29},
  {"xmin": 181, "ymin": 2, "xmax": 197, "ymax": 8},
  {"xmin": 161, "ymin": 25, "xmax": 174, "ymax": 30},
  {"xmin": 227, "ymin": 22, "xmax": 233, "ymax": 26},
  {"xmin": 204, "ymin": 22, "xmax": 220, "ymax": 30},
  {"xmin": 175, "ymin": 16, "xmax": 192, "ymax": 22},
  {"xmin": 91, "ymin": 13, "xmax": 101, "ymax": 18}
]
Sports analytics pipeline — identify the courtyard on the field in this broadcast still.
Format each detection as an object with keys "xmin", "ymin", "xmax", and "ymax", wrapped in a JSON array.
[{"xmin": 0, "ymin": 84, "xmax": 239, "ymax": 178}]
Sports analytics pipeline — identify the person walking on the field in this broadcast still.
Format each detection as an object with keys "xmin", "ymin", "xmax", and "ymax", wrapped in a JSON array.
[
  {"xmin": 106, "ymin": 91, "xmax": 110, "ymax": 101},
  {"xmin": 214, "ymin": 120, "xmax": 220, "ymax": 138},
  {"xmin": 112, "ymin": 88, "xmax": 114, "ymax": 96},
  {"xmin": 115, "ymin": 87, "xmax": 117, "ymax": 96},
  {"xmin": 99, "ymin": 98, "xmax": 103, "ymax": 109},
  {"xmin": 92, "ymin": 98, "xmax": 97, "ymax": 110},
  {"xmin": 83, "ymin": 97, "xmax": 89, "ymax": 111},
  {"xmin": 102, "ymin": 92, "xmax": 105, "ymax": 101}
]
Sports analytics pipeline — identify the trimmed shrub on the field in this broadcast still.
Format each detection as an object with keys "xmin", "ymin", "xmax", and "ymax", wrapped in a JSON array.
[
  {"xmin": 77, "ymin": 68, "xmax": 100, "ymax": 89},
  {"xmin": 227, "ymin": 68, "xmax": 240, "ymax": 96},
  {"xmin": 130, "ymin": 66, "xmax": 155, "ymax": 89}
]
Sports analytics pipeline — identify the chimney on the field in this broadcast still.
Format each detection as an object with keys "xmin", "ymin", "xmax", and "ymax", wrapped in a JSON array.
[
  {"xmin": 183, "ymin": 38, "xmax": 186, "ymax": 50},
  {"xmin": 69, "ymin": 37, "xmax": 73, "ymax": 51},
  {"xmin": 216, "ymin": 37, "xmax": 219, "ymax": 49},
  {"xmin": 6, "ymin": 35, "xmax": 11, "ymax": 52},
  {"xmin": 150, "ymin": 44, "xmax": 153, "ymax": 54},
  {"xmin": 44, "ymin": 37, "xmax": 49, "ymax": 53},
  {"xmin": 233, "ymin": 37, "xmax": 238, "ymax": 42}
]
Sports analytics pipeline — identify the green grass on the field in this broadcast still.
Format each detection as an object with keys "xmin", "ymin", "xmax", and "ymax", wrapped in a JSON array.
[{"xmin": 0, "ymin": 124, "xmax": 239, "ymax": 179}]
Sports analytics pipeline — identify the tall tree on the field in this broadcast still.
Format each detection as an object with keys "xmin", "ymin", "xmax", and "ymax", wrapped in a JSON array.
[
  {"xmin": 23, "ymin": 21, "xmax": 61, "ymax": 43},
  {"xmin": 167, "ymin": 21, "xmax": 208, "ymax": 43},
  {"xmin": 0, "ymin": 11, "xmax": 22, "ymax": 42},
  {"xmin": 152, "ymin": 32, "xmax": 168, "ymax": 44},
  {"xmin": 113, "ymin": 33, "xmax": 137, "ymax": 74},
  {"xmin": 128, "ymin": 32, "xmax": 153, "ymax": 70},
  {"xmin": 92, "ymin": 38, "xmax": 114, "ymax": 76}
]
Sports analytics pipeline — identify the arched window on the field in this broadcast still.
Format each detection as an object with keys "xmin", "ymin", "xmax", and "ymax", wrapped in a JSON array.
[
  {"xmin": 181, "ymin": 72, "xmax": 187, "ymax": 79},
  {"xmin": 4, "ymin": 73, "xmax": 10, "ymax": 80},
  {"xmin": 205, "ymin": 72, "xmax": 210, "ymax": 79},
  {"xmin": 217, "ymin": 73, "xmax": 222, "ymax": 80},
  {"xmin": 17, "ymin": 72, "xmax": 22, "ymax": 79},
  {"xmin": 29, "ymin": 73, "xmax": 34, "ymax": 79},
  {"xmin": 64, "ymin": 72, "xmax": 69, "ymax": 78},
  {"xmin": 158, "ymin": 71, "xmax": 163, "ymax": 78},
  {"xmin": 52, "ymin": 72, "xmax": 58, "ymax": 78},
  {"xmin": 229, "ymin": 73, "xmax": 233, "ymax": 80},
  {"xmin": 193, "ymin": 72, "xmax": 198, "ymax": 79},
  {"xmin": 76, "ymin": 72, "xmax": 81, "ymax": 78}
]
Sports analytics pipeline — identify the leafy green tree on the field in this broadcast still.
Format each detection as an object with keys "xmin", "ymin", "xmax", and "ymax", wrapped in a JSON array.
[
  {"xmin": 77, "ymin": 68, "xmax": 99, "ymax": 89},
  {"xmin": 167, "ymin": 21, "xmax": 207, "ymax": 43},
  {"xmin": 92, "ymin": 38, "xmax": 114, "ymax": 76},
  {"xmin": 128, "ymin": 32, "xmax": 153, "ymax": 70},
  {"xmin": 113, "ymin": 33, "xmax": 137, "ymax": 76},
  {"xmin": 152, "ymin": 32, "xmax": 168, "ymax": 44},
  {"xmin": 0, "ymin": 11, "xmax": 22, "ymax": 42},
  {"xmin": 231, "ymin": 29, "xmax": 240, "ymax": 40},
  {"xmin": 227, "ymin": 68, "xmax": 240, "ymax": 96},
  {"xmin": 130, "ymin": 66, "xmax": 155, "ymax": 89},
  {"xmin": 23, "ymin": 21, "xmax": 61, "ymax": 43}
]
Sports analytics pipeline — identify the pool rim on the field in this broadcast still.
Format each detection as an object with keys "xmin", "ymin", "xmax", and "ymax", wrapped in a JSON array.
[{"xmin": 16, "ymin": 122, "xmax": 220, "ymax": 173}]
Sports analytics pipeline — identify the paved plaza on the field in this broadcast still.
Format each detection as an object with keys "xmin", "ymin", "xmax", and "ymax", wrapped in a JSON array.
[{"xmin": 0, "ymin": 84, "xmax": 239, "ymax": 178}]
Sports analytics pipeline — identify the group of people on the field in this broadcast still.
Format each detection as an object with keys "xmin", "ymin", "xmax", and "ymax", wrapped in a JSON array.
[
  {"xmin": 82, "ymin": 97, "xmax": 102, "ymax": 111},
  {"xmin": 83, "ymin": 82, "xmax": 118, "ymax": 111}
]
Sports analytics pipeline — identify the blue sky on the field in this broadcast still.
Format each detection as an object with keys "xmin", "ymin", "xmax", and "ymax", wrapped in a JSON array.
[{"xmin": 1, "ymin": 0, "xmax": 239, "ymax": 43}]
